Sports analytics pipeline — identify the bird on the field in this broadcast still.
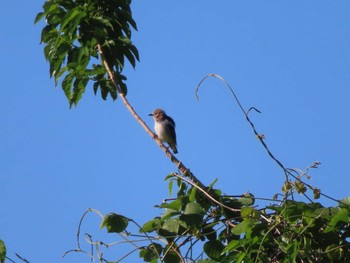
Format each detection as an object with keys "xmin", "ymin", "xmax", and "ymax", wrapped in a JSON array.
[{"xmin": 149, "ymin": 108, "xmax": 178, "ymax": 154}]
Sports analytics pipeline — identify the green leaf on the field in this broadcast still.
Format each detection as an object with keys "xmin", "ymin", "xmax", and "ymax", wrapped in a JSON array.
[
  {"xmin": 34, "ymin": 12, "xmax": 46, "ymax": 24},
  {"xmin": 222, "ymin": 240, "xmax": 240, "ymax": 253},
  {"xmin": 282, "ymin": 201, "xmax": 303, "ymax": 223},
  {"xmin": 70, "ymin": 76, "xmax": 89, "ymax": 107},
  {"xmin": 62, "ymin": 72, "xmax": 74, "ymax": 100},
  {"xmin": 100, "ymin": 213, "xmax": 129, "ymax": 233},
  {"xmin": 189, "ymin": 187, "xmax": 197, "ymax": 202},
  {"xmin": 241, "ymin": 207, "xmax": 260, "ymax": 221},
  {"xmin": 184, "ymin": 202, "xmax": 204, "ymax": 215},
  {"xmin": 163, "ymin": 250, "xmax": 181, "ymax": 263},
  {"xmin": 0, "ymin": 240, "xmax": 6, "ymax": 263},
  {"xmin": 123, "ymin": 46, "xmax": 136, "ymax": 68},
  {"xmin": 239, "ymin": 193, "xmax": 255, "ymax": 206},
  {"xmin": 324, "ymin": 208, "xmax": 349, "ymax": 233},
  {"xmin": 139, "ymin": 243, "xmax": 162, "ymax": 262},
  {"xmin": 208, "ymin": 178, "xmax": 218, "ymax": 191},
  {"xmin": 60, "ymin": 8, "xmax": 82, "ymax": 32},
  {"xmin": 203, "ymin": 240, "xmax": 225, "ymax": 261},
  {"xmin": 159, "ymin": 199, "xmax": 182, "ymax": 211},
  {"xmin": 158, "ymin": 219, "xmax": 180, "ymax": 238},
  {"xmin": 181, "ymin": 202, "xmax": 204, "ymax": 226},
  {"xmin": 141, "ymin": 217, "xmax": 161, "ymax": 233},
  {"xmin": 231, "ymin": 220, "xmax": 251, "ymax": 235},
  {"xmin": 168, "ymin": 179, "xmax": 173, "ymax": 196}
]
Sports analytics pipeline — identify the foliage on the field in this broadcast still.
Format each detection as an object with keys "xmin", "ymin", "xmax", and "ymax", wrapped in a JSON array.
[
  {"xmin": 35, "ymin": 0, "xmax": 139, "ymax": 107},
  {"xmin": 0, "ymin": 240, "xmax": 5, "ymax": 263},
  {"xmin": 88, "ymin": 176, "xmax": 350, "ymax": 263},
  {"xmin": 36, "ymin": 1, "xmax": 350, "ymax": 263}
]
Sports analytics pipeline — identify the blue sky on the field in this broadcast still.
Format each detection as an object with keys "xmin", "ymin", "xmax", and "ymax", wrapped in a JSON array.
[{"xmin": 1, "ymin": 1, "xmax": 349, "ymax": 262}]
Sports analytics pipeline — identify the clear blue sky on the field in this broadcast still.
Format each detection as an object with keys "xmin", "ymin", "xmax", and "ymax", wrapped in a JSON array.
[{"xmin": 1, "ymin": 1, "xmax": 349, "ymax": 262}]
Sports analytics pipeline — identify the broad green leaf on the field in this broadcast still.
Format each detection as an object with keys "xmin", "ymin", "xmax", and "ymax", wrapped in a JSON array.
[
  {"xmin": 159, "ymin": 199, "xmax": 182, "ymax": 211},
  {"xmin": 0, "ymin": 240, "xmax": 6, "ymax": 263},
  {"xmin": 324, "ymin": 208, "xmax": 349, "ymax": 233},
  {"xmin": 231, "ymin": 220, "xmax": 251, "ymax": 235},
  {"xmin": 203, "ymin": 240, "xmax": 225, "ymax": 261},
  {"xmin": 100, "ymin": 213, "xmax": 129, "ymax": 233},
  {"xmin": 184, "ymin": 202, "xmax": 204, "ymax": 215},
  {"xmin": 239, "ymin": 193, "xmax": 255, "ymax": 206},
  {"xmin": 159, "ymin": 219, "xmax": 180, "ymax": 238},
  {"xmin": 222, "ymin": 239, "xmax": 240, "ymax": 253},
  {"xmin": 161, "ymin": 208, "xmax": 181, "ymax": 221},
  {"xmin": 141, "ymin": 217, "xmax": 161, "ymax": 233}
]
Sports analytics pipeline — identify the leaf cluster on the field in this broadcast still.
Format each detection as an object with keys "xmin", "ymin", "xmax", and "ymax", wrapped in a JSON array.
[
  {"xmin": 35, "ymin": 0, "xmax": 139, "ymax": 107},
  {"xmin": 98, "ymin": 177, "xmax": 350, "ymax": 263}
]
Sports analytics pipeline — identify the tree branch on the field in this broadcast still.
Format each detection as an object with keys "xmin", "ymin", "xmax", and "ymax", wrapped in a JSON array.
[{"xmin": 96, "ymin": 44, "xmax": 207, "ymax": 191}]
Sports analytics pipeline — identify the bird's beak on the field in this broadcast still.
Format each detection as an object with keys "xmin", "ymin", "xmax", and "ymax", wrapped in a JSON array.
[{"xmin": 148, "ymin": 113, "xmax": 153, "ymax": 116}]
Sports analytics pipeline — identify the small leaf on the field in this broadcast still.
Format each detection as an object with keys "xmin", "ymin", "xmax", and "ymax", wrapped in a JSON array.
[
  {"xmin": 324, "ymin": 208, "xmax": 349, "ymax": 233},
  {"xmin": 141, "ymin": 217, "xmax": 161, "ymax": 233},
  {"xmin": 139, "ymin": 243, "xmax": 162, "ymax": 262},
  {"xmin": 295, "ymin": 180, "xmax": 307, "ymax": 194},
  {"xmin": 60, "ymin": 8, "xmax": 82, "ymax": 32},
  {"xmin": 0, "ymin": 240, "xmax": 6, "ymax": 263},
  {"xmin": 168, "ymin": 180, "xmax": 173, "ymax": 196},
  {"xmin": 34, "ymin": 12, "xmax": 46, "ymax": 24},
  {"xmin": 189, "ymin": 187, "xmax": 197, "ymax": 202},
  {"xmin": 239, "ymin": 193, "xmax": 255, "ymax": 206},
  {"xmin": 241, "ymin": 207, "xmax": 260, "ymax": 220},
  {"xmin": 160, "ymin": 199, "xmax": 182, "ymax": 211},
  {"xmin": 231, "ymin": 220, "xmax": 251, "ymax": 235},
  {"xmin": 62, "ymin": 72, "xmax": 74, "ymax": 100},
  {"xmin": 100, "ymin": 213, "xmax": 129, "ymax": 233},
  {"xmin": 203, "ymin": 240, "xmax": 225, "ymax": 261},
  {"xmin": 282, "ymin": 181, "xmax": 293, "ymax": 192},
  {"xmin": 208, "ymin": 178, "xmax": 218, "ymax": 191}
]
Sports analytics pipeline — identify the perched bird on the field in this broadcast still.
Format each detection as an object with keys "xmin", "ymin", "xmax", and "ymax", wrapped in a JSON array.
[{"xmin": 149, "ymin": 108, "xmax": 178, "ymax": 154}]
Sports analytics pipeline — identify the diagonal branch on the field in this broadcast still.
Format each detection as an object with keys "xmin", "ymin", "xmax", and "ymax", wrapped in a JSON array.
[{"xmin": 96, "ymin": 44, "xmax": 206, "ymax": 191}]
